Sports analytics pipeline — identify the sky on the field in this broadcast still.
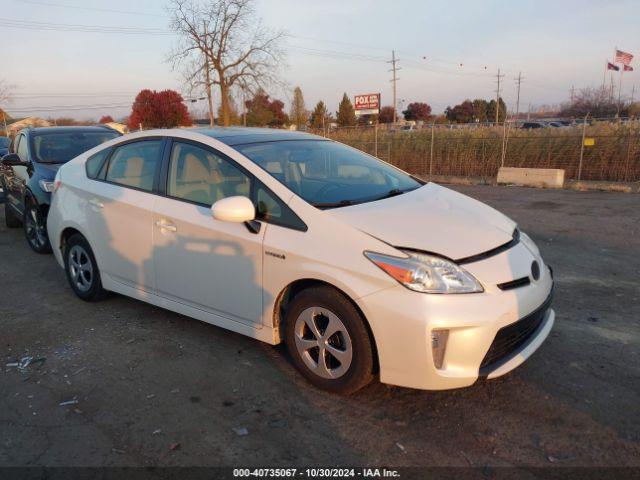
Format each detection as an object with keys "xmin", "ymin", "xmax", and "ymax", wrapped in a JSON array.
[{"xmin": 1, "ymin": 0, "xmax": 639, "ymax": 120}]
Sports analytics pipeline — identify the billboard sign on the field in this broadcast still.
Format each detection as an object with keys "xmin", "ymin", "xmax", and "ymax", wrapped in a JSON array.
[{"xmin": 354, "ymin": 93, "xmax": 380, "ymax": 115}]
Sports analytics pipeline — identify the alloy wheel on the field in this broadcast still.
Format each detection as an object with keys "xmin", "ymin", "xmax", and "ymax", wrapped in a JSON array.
[
  {"xmin": 294, "ymin": 307, "xmax": 353, "ymax": 379},
  {"xmin": 25, "ymin": 207, "xmax": 47, "ymax": 249},
  {"xmin": 68, "ymin": 245, "xmax": 94, "ymax": 292}
]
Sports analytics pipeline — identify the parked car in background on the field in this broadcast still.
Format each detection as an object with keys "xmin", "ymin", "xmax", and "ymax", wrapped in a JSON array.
[
  {"xmin": 0, "ymin": 136, "xmax": 9, "ymax": 157},
  {"xmin": 48, "ymin": 127, "xmax": 554, "ymax": 394},
  {"xmin": 1, "ymin": 126, "xmax": 121, "ymax": 253},
  {"xmin": 0, "ymin": 136, "xmax": 10, "ymax": 201},
  {"xmin": 520, "ymin": 122, "xmax": 546, "ymax": 130}
]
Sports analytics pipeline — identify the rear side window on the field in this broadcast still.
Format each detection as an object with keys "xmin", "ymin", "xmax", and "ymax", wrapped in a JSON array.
[
  {"xmin": 105, "ymin": 140, "xmax": 162, "ymax": 192},
  {"xmin": 85, "ymin": 149, "xmax": 111, "ymax": 179}
]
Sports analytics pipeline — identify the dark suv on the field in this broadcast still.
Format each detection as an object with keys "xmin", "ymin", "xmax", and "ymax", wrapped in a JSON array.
[{"xmin": 1, "ymin": 126, "xmax": 121, "ymax": 253}]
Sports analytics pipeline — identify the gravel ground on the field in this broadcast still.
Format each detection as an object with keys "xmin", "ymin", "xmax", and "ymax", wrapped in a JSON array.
[{"xmin": 0, "ymin": 185, "xmax": 638, "ymax": 470}]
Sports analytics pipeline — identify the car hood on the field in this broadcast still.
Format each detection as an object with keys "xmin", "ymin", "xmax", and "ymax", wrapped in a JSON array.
[{"xmin": 326, "ymin": 183, "xmax": 517, "ymax": 261}]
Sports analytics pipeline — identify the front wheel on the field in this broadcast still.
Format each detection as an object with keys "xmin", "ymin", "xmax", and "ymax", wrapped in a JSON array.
[
  {"xmin": 23, "ymin": 201, "xmax": 52, "ymax": 253},
  {"xmin": 64, "ymin": 233, "xmax": 107, "ymax": 301},
  {"xmin": 284, "ymin": 286, "xmax": 375, "ymax": 394}
]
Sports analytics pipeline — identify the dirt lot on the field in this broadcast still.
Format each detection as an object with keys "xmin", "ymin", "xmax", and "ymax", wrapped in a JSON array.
[{"xmin": 1, "ymin": 185, "xmax": 639, "ymax": 470}]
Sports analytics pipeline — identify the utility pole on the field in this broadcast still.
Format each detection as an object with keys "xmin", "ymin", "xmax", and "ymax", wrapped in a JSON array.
[
  {"xmin": 527, "ymin": 103, "xmax": 531, "ymax": 120},
  {"xmin": 388, "ymin": 50, "xmax": 401, "ymax": 124},
  {"xmin": 203, "ymin": 21, "xmax": 215, "ymax": 128},
  {"xmin": 495, "ymin": 68, "xmax": 505, "ymax": 124},
  {"xmin": 514, "ymin": 72, "xmax": 524, "ymax": 119},
  {"xmin": 570, "ymin": 85, "xmax": 575, "ymax": 103},
  {"xmin": 631, "ymin": 85, "xmax": 636, "ymax": 104}
]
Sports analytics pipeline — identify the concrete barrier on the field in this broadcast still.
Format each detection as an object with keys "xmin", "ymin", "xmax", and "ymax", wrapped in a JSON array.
[{"xmin": 497, "ymin": 167, "xmax": 565, "ymax": 188}]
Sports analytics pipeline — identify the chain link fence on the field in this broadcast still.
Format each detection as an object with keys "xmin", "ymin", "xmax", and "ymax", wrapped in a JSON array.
[{"xmin": 312, "ymin": 121, "xmax": 640, "ymax": 182}]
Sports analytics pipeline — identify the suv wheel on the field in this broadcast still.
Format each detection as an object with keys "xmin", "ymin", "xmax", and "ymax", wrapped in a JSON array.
[
  {"xmin": 23, "ymin": 200, "xmax": 52, "ymax": 253},
  {"xmin": 4, "ymin": 202, "xmax": 22, "ymax": 228},
  {"xmin": 64, "ymin": 233, "xmax": 107, "ymax": 301},
  {"xmin": 284, "ymin": 286, "xmax": 374, "ymax": 394}
]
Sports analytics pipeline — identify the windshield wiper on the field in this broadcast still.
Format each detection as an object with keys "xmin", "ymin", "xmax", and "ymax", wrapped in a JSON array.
[
  {"xmin": 312, "ymin": 199, "xmax": 355, "ymax": 209},
  {"xmin": 372, "ymin": 187, "xmax": 414, "ymax": 201}
]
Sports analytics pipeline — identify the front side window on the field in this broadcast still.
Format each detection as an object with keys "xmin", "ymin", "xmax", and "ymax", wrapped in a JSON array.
[
  {"xmin": 167, "ymin": 141, "xmax": 251, "ymax": 206},
  {"xmin": 105, "ymin": 140, "xmax": 162, "ymax": 192},
  {"xmin": 235, "ymin": 140, "xmax": 421, "ymax": 208},
  {"xmin": 255, "ymin": 180, "xmax": 307, "ymax": 231},
  {"xmin": 32, "ymin": 131, "xmax": 119, "ymax": 164}
]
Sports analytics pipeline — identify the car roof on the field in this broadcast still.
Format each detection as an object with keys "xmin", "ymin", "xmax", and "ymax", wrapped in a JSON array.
[
  {"xmin": 191, "ymin": 127, "xmax": 326, "ymax": 146},
  {"xmin": 25, "ymin": 126, "xmax": 121, "ymax": 136}
]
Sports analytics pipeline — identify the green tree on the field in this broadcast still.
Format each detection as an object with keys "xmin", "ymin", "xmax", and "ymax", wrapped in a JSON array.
[
  {"xmin": 290, "ymin": 86, "xmax": 308, "ymax": 128},
  {"xmin": 487, "ymin": 97, "xmax": 507, "ymax": 123},
  {"xmin": 310, "ymin": 100, "xmax": 329, "ymax": 129},
  {"xmin": 472, "ymin": 99, "xmax": 488, "ymax": 122},
  {"xmin": 336, "ymin": 92, "xmax": 357, "ymax": 127},
  {"xmin": 245, "ymin": 89, "xmax": 274, "ymax": 126}
]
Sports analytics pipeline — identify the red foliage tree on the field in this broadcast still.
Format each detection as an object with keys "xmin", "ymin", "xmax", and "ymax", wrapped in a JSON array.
[
  {"xmin": 99, "ymin": 115, "xmax": 114, "ymax": 124},
  {"xmin": 268, "ymin": 99, "xmax": 289, "ymax": 127},
  {"xmin": 127, "ymin": 89, "xmax": 191, "ymax": 130},
  {"xmin": 402, "ymin": 102, "xmax": 432, "ymax": 121},
  {"xmin": 378, "ymin": 106, "xmax": 396, "ymax": 123}
]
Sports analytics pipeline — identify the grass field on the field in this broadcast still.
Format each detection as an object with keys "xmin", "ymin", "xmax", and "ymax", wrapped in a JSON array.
[{"xmin": 322, "ymin": 122, "xmax": 640, "ymax": 182}]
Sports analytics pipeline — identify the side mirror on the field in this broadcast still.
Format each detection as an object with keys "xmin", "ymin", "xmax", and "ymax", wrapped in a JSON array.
[
  {"xmin": 211, "ymin": 196, "xmax": 255, "ymax": 223},
  {"xmin": 1, "ymin": 153, "xmax": 28, "ymax": 167}
]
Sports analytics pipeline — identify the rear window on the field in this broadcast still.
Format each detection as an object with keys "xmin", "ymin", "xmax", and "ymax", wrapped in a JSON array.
[{"xmin": 32, "ymin": 131, "xmax": 119, "ymax": 164}]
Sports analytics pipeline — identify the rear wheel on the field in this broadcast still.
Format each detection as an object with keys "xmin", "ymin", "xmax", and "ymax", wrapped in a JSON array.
[
  {"xmin": 4, "ymin": 202, "xmax": 21, "ymax": 228},
  {"xmin": 284, "ymin": 286, "xmax": 375, "ymax": 394},
  {"xmin": 23, "ymin": 200, "xmax": 52, "ymax": 253},
  {"xmin": 64, "ymin": 233, "xmax": 107, "ymax": 301}
]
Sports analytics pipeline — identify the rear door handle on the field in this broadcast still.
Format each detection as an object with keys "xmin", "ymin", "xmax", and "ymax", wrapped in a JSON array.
[
  {"xmin": 89, "ymin": 199, "xmax": 104, "ymax": 210},
  {"xmin": 155, "ymin": 219, "xmax": 177, "ymax": 233}
]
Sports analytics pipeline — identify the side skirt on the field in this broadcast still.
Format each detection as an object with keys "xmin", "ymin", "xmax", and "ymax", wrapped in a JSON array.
[{"xmin": 101, "ymin": 274, "xmax": 278, "ymax": 345}]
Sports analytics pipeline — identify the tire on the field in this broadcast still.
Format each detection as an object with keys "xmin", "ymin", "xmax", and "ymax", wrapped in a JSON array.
[
  {"xmin": 4, "ymin": 201, "xmax": 21, "ymax": 228},
  {"xmin": 64, "ymin": 233, "xmax": 107, "ymax": 302},
  {"xmin": 23, "ymin": 199, "xmax": 52, "ymax": 253},
  {"xmin": 284, "ymin": 286, "xmax": 374, "ymax": 394}
]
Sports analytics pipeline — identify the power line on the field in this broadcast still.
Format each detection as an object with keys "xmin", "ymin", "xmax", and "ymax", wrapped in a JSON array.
[
  {"xmin": 15, "ymin": 0, "xmax": 166, "ymax": 17},
  {"xmin": 0, "ymin": 18, "xmax": 173, "ymax": 35}
]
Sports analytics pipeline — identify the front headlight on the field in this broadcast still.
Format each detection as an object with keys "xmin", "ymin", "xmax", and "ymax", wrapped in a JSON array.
[
  {"xmin": 364, "ymin": 250, "xmax": 484, "ymax": 293},
  {"xmin": 38, "ymin": 180, "xmax": 55, "ymax": 193}
]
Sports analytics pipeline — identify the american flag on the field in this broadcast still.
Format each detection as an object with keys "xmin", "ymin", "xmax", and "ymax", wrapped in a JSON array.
[
  {"xmin": 607, "ymin": 62, "xmax": 619, "ymax": 71},
  {"xmin": 623, "ymin": 64, "xmax": 634, "ymax": 72},
  {"xmin": 615, "ymin": 49, "xmax": 633, "ymax": 66}
]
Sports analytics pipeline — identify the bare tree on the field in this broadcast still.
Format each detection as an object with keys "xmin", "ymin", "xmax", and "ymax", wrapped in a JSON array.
[{"xmin": 168, "ymin": 0, "xmax": 286, "ymax": 127}]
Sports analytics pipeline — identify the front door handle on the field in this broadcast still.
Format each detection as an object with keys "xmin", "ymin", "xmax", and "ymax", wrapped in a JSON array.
[
  {"xmin": 155, "ymin": 219, "xmax": 177, "ymax": 233},
  {"xmin": 89, "ymin": 199, "xmax": 104, "ymax": 210}
]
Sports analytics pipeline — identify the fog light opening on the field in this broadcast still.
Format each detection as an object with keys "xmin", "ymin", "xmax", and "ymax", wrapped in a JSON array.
[{"xmin": 431, "ymin": 329, "xmax": 449, "ymax": 369}]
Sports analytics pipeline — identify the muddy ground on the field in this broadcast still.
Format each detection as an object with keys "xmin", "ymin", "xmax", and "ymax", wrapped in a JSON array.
[{"xmin": 1, "ymin": 185, "xmax": 638, "ymax": 470}]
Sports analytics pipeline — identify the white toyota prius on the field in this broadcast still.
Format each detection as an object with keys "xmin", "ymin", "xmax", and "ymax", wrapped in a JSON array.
[{"xmin": 47, "ymin": 128, "xmax": 554, "ymax": 394}]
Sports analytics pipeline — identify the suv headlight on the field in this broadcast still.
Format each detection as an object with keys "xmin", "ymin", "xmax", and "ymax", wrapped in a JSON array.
[
  {"xmin": 364, "ymin": 250, "xmax": 483, "ymax": 293},
  {"xmin": 38, "ymin": 180, "xmax": 55, "ymax": 193}
]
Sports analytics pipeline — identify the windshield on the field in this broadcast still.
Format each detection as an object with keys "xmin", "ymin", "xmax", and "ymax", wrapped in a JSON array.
[
  {"xmin": 32, "ymin": 131, "xmax": 119, "ymax": 164},
  {"xmin": 0, "ymin": 136, "xmax": 9, "ymax": 148},
  {"xmin": 235, "ymin": 140, "xmax": 421, "ymax": 208}
]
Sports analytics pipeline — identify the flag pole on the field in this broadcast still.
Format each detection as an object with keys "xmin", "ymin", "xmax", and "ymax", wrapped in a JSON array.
[{"xmin": 617, "ymin": 68, "xmax": 623, "ymax": 117}]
